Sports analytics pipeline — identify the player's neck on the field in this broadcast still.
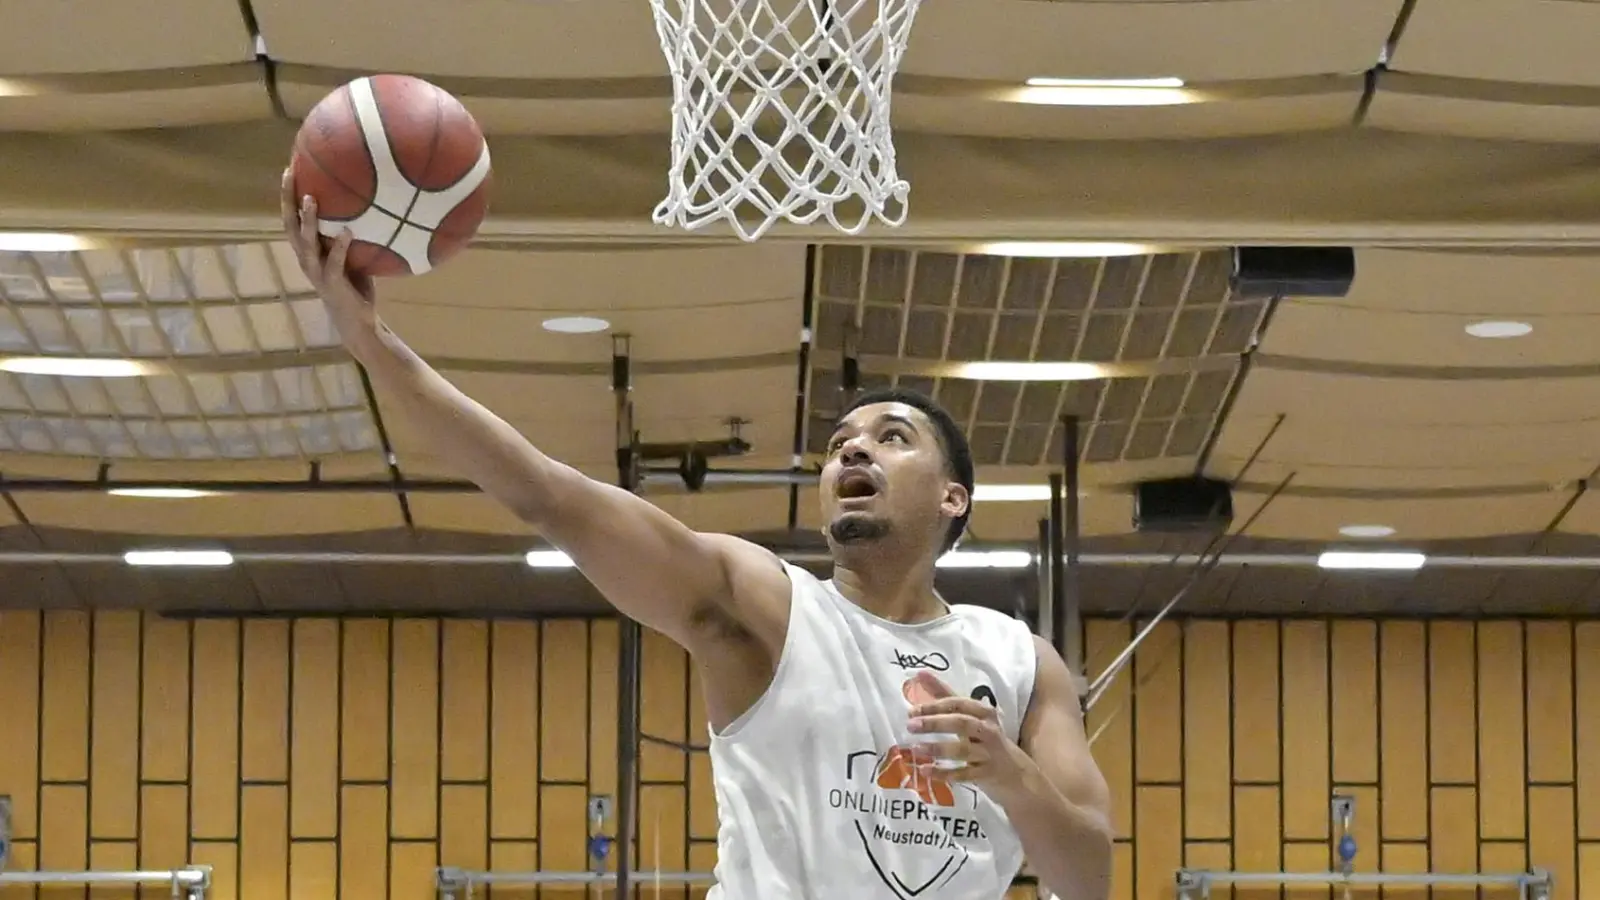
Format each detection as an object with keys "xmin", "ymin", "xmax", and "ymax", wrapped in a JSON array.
[{"xmin": 831, "ymin": 559, "xmax": 944, "ymax": 624}]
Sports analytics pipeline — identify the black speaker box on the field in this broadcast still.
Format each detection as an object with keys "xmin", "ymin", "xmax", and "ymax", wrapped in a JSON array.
[
  {"xmin": 1133, "ymin": 477, "xmax": 1234, "ymax": 533},
  {"xmin": 1231, "ymin": 246, "xmax": 1356, "ymax": 299}
]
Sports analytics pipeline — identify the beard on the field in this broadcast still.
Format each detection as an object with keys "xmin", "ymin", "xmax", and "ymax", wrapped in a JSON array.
[{"xmin": 829, "ymin": 513, "xmax": 891, "ymax": 545}]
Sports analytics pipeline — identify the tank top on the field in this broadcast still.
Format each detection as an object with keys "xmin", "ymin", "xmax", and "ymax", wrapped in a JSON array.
[{"xmin": 705, "ymin": 563, "xmax": 1039, "ymax": 900}]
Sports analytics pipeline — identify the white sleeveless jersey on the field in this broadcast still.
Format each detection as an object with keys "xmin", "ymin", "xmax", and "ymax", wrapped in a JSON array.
[{"xmin": 706, "ymin": 563, "xmax": 1039, "ymax": 900}]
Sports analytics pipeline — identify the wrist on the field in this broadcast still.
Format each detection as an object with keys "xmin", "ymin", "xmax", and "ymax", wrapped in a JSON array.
[
  {"xmin": 986, "ymin": 749, "xmax": 1043, "ymax": 809},
  {"xmin": 341, "ymin": 320, "xmax": 394, "ymax": 364}
]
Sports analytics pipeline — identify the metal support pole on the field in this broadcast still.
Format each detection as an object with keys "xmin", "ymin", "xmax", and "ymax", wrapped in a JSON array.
[
  {"xmin": 0, "ymin": 794, "xmax": 10, "ymax": 873},
  {"xmin": 612, "ymin": 334, "xmax": 641, "ymax": 900},
  {"xmin": 1174, "ymin": 867, "xmax": 1552, "ymax": 900},
  {"xmin": 1034, "ymin": 518, "xmax": 1052, "ymax": 640},
  {"xmin": 1047, "ymin": 474, "xmax": 1069, "ymax": 674},
  {"xmin": 1058, "ymin": 416, "xmax": 1083, "ymax": 677},
  {"xmin": 0, "ymin": 868, "xmax": 210, "ymax": 888},
  {"xmin": 841, "ymin": 318, "xmax": 861, "ymax": 404},
  {"xmin": 437, "ymin": 869, "xmax": 715, "ymax": 890},
  {"xmin": 786, "ymin": 245, "xmax": 820, "ymax": 531}
]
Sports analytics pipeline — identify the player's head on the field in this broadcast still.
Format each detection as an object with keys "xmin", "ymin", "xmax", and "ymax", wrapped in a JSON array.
[{"xmin": 819, "ymin": 387, "xmax": 974, "ymax": 558}]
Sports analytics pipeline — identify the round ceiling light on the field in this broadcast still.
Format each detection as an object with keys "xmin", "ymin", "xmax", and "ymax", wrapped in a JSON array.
[
  {"xmin": 1464, "ymin": 320, "xmax": 1532, "ymax": 339},
  {"xmin": 541, "ymin": 316, "xmax": 611, "ymax": 334},
  {"xmin": 1338, "ymin": 524, "xmax": 1396, "ymax": 539}
]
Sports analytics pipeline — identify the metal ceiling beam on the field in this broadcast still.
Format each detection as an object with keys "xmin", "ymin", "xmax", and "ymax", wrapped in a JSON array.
[
  {"xmin": 0, "ymin": 467, "xmax": 816, "ymax": 494},
  {"xmin": 9, "ymin": 550, "xmax": 1600, "ymax": 569}
]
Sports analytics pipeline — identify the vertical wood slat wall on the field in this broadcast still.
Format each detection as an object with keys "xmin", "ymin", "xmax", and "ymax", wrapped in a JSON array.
[{"xmin": 0, "ymin": 612, "xmax": 1596, "ymax": 900}]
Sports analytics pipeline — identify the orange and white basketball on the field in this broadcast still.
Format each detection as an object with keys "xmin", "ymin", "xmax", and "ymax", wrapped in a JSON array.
[{"xmin": 288, "ymin": 74, "xmax": 492, "ymax": 278}]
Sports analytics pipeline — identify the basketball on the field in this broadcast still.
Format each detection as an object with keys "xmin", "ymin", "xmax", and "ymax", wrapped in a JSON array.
[{"xmin": 289, "ymin": 74, "xmax": 492, "ymax": 278}]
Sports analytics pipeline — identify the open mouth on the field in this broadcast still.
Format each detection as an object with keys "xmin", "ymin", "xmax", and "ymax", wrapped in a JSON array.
[{"xmin": 837, "ymin": 471, "xmax": 880, "ymax": 500}]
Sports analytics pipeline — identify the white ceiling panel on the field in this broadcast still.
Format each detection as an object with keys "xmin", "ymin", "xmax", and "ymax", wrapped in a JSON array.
[
  {"xmin": 0, "ymin": 84, "xmax": 272, "ymax": 132},
  {"xmin": 1260, "ymin": 302, "xmax": 1600, "ymax": 368},
  {"xmin": 904, "ymin": 0, "xmax": 1401, "ymax": 82},
  {"xmin": 279, "ymin": 83, "xmax": 672, "ymax": 137},
  {"xmin": 893, "ymin": 92, "xmax": 1361, "ymax": 141},
  {"xmin": 1222, "ymin": 413, "xmax": 1600, "ymax": 476},
  {"xmin": 17, "ymin": 493, "xmax": 403, "ymax": 535},
  {"xmin": 253, "ymin": 0, "xmax": 664, "ymax": 78},
  {"xmin": 1337, "ymin": 249, "xmax": 1600, "ymax": 316},
  {"xmin": 1231, "ymin": 368, "xmax": 1600, "ymax": 427},
  {"xmin": 1394, "ymin": 0, "xmax": 1600, "ymax": 86},
  {"xmin": 1366, "ymin": 90, "xmax": 1600, "ymax": 144},
  {"xmin": 0, "ymin": 0, "xmax": 251, "ymax": 74},
  {"xmin": 1231, "ymin": 491, "xmax": 1565, "ymax": 540},
  {"xmin": 380, "ymin": 245, "xmax": 805, "ymax": 316}
]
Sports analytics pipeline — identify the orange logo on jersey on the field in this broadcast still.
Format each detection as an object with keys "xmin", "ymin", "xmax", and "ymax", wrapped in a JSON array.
[{"xmin": 873, "ymin": 745, "xmax": 955, "ymax": 807}]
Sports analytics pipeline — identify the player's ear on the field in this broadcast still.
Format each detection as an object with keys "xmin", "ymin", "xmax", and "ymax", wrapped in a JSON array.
[{"xmin": 941, "ymin": 481, "xmax": 969, "ymax": 521}]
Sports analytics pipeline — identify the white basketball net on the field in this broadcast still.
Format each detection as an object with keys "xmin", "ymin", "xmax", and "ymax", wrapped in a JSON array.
[{"xmin": 647, "ymin": 0, "xmax": 921, "ymax": 241}]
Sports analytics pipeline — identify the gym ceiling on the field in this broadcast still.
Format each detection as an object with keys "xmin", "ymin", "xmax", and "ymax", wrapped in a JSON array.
[{"xmin": 0, "ymin": 0, "xmax": 1597, "ymax": 617}]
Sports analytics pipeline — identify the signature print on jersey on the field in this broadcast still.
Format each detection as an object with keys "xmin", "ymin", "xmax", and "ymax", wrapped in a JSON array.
[{"xmin": 891, "ymin": 649, "xmax": 951, "ymax": 671}]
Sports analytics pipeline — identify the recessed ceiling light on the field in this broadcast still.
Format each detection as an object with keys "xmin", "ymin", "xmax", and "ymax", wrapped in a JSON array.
[
  {"xmin": 0, "ymin": 232, "xmax": 92, "ymax": 252},
  {"xmin": 124, "ymin": 549, "xmax": 234, "ymax": 568},
  {"xmin": 541, "ymin": 316, "xmax": 611, "ymax": 335},
  {"xmin": 976, "ymin": 242, "xmax": 1154, "ymax": 258},
  {"xmin": 951, "ymin": 361, "xmax": 1108, "ymax": 381},
  {"xmin": 1317, "ymin": 550, "xmax": 1426, "ymax": 571},
  {"xmin": 0, "ymin": 357, "xmax": 149, "ymax": 377},
  {"xmin": 1338, "ymin": 524, "xmax": 1395, "ymax": 539},
  {"xmin": 109, "ymin": 488, "xmax": 221, "ymax": 499},
  {"xmin": 1464, "ymin": 320, "xmax": 1532, "ymax": 339}
]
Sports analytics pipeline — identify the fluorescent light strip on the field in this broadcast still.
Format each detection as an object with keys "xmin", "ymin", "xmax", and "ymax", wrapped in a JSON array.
[
  {"xmin": 951, "ymin": 361, "xmax": 1108, "ymax": 381},
  {"xmin": 1316, "ymin": 551, "xmax": 1426, "ymax": 571},
  {"xmin": 1025, "ymin": 77, "xmax": 1186, "ymax": 88},
  {"xmin": 525, "ymin": 550, "xmax": 575, "ymax": 568},
  {"xmin": 124, "ymin": 549, "xmax": 235, "ymax": 568},
  {"xmin": 109, "ymin": 488, "xmax": 221, "ymax": 499},
  {"xmin": 971, "ymin": 484, "xmax": 1049, "ymax": 502},
  {"xmin": 1012, "ymin": 78, "xmax": 1195, "ymax": 107},
  {"xmin": 0, "ymin": 232, "xmax": 92, "ymax": 252},
  {"xmin": 970, "ymin": 484, "xmax": 1091, "ymax": 502},
  {"xmin": 935, "ymin": 551, "xmax": 1033, "ymax": 569},
  {"xmin": 526, "ymin": 548, "xmax": 1035, "ymax": 570},
  {"xmin": 0, "ymin": 357, "xmax": 149, "ymax": 377},
  {"xmin": 976, "ymin": 242, "xmax": 1155, "ymax": 258}
]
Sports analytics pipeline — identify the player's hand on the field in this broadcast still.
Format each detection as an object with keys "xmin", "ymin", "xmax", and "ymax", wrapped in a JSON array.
[
  {"xmin": 280, "ymin": 168, "xmax": 379, "ymax": 347},
  {"xmin": 905, "ymin": 671, "xmax": 1031, "ymax": 793}
]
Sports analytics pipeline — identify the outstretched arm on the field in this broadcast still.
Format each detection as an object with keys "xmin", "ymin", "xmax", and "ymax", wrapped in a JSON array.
[{"xmin": 282, "ymin": 174, "xmax": 788, "ymax": 652}]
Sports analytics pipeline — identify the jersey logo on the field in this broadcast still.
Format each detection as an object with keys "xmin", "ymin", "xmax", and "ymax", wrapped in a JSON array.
[
  {"xmin": 890, "ymin": 649, "xmax": 950, "ymax": 671},
  {"xmin": 833, "ymin": 748, "xmax": 986, "ymax": 899},
  {"xmin": 873, "ymin": 746, "xmax": 955, "ymax": 807}
]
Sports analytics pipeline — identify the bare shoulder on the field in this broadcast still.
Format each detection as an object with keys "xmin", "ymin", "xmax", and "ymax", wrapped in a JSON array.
[
  {"xmin": 686, "ymin": 534, "xmax": 795, "ymax": 729},
  {"xmin": 691, "ymin": 533, "xmax": 794, "ymax": 655},
  {"xmin": 1021, "ymin": 634, "xmax": 1090, "ymax": 736},
  {"xmin": 1028, "ymin": 635, "xmax": 1084, "ymax": 704}
]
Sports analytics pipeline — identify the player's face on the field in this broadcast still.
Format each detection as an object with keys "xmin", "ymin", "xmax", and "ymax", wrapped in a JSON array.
[{"xmin": 819, "ymin": 402, "xmax": 968, "ymax": 552}]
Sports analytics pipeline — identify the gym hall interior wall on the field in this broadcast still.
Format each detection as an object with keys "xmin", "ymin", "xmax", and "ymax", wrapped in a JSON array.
[{"xmin": 0, "ymin": 612, "xmax": 1595, "ymax": 900}]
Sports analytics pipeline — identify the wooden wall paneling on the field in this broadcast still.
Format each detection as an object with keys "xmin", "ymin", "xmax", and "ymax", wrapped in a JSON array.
[{"xmin": 0, "ymin": 610, "xmax": 1592, "ymax": 900}]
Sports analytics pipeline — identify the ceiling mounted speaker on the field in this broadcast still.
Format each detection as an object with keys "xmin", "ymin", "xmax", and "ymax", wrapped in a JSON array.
[{"xmin": 1231, "ymin": 246, "xmax": 1356, "ymax": 299}]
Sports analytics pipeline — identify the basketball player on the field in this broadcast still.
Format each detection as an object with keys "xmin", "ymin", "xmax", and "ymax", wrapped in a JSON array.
[{"xmin": 283, "ymin": 174, "xmax": 1113, "ymax": 900}]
